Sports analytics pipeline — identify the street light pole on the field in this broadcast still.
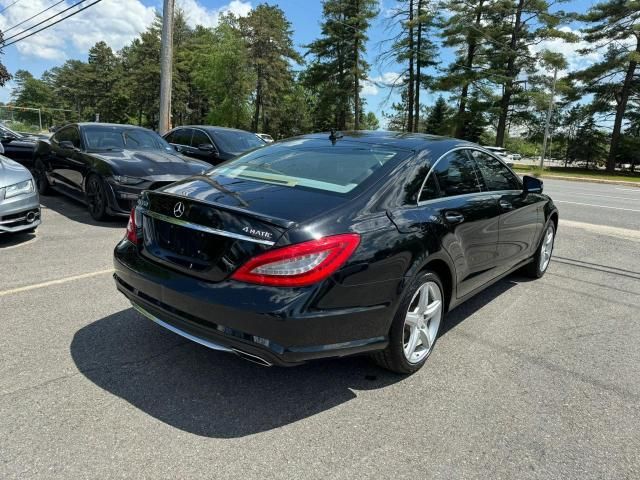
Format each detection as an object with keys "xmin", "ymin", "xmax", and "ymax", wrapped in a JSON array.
[
  {"xmin": 540, "ymin": 65, "xmax": 558, "ymax": 169},
  {"xmin": 158, "ymin": 0, "xmax": 174, "ymax": 135}
]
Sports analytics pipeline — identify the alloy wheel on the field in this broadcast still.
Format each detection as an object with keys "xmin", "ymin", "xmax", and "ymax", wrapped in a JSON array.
[
  {"xmin": 87, "ymin": 176, "xmax": 104, "ymax": 217},
  {"xmin": 403, "ymin": 281, "xmax": 443, "ymax": 364},
  {"xmin": 539, "ymin": 224, "xmax": 554, "ymax": 272}
]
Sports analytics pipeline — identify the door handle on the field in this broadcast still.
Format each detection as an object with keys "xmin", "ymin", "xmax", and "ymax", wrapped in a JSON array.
[
  {"xmin": 444, "ymin": 211, "xmax": 465, "ymax": 224},
  {"xmin": 499, "ymin": 200, "xmax": 513, "ymax": 210}
]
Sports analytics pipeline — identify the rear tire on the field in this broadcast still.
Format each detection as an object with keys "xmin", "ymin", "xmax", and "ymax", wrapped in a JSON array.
[
  {"xmin": 34, "ymin": 159, "xmax": 51, "ymax": 195},
  {"xmin": 524, "ymin": 222, "xmax": 555, "ymax": 278},
  {"xmin": 372, "ymin": 271, "xmax": 445, "ymax": 374},
  {"xmin": 86, "ymin": 174, "xmax": 109, "ymax": 221}
]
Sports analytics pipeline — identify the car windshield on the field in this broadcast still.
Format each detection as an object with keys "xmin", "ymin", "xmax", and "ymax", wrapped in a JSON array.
[
  {"xmin": 0, "ymin": 124, "xmax": 23, "ymax": 139},
  {"xmin": 83, "ymin": 126, "xmax": 173, "ymax": 152},
  {"xmin": 211, "ymin": 130, "xmax": 265, "ymax": 155},
  {"xmin": 212, "ymin": 142, "xmax": 409, "ymax": 195}
]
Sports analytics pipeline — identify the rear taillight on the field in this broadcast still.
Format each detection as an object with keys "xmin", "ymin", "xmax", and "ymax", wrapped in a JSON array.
[
  {"xmin": 231, "ymin": 233, "xmax": 360, "ymax": 287},
  {"xmin": 125, "ymin": 208, "xmax": 141, "ymax": 245}
]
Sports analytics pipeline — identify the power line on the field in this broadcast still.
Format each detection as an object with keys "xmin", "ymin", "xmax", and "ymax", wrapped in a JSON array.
[
  {"xmin": 0, "ymin": 0, "xmax": 23, "ymax": 15},
  {"xmin": 4, "ymin": 0, "xmax": 102, "ymax": 47},
  {"xmin": 3, "ymin": 0, "xmax": 87, "ymax": 43},
  {"xmin": 4, "ymin": 0, "xmax": 66, "ymax": 34}
]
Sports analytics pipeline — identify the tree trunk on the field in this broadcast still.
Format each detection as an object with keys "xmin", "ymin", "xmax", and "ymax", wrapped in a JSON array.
[
  {"xmin": 495, "ymin": 0, "xmax": 524, "ymax": 147},
  {"xmin": 407, "ymin": 0, "xmax": 415, "ymax": 132},
  {"xmin": 607, "ymin": 34, "xmax": 639, "ymax": 172},
  {"xmin": 253, "ymin": 78, "xmax": 261, "ymax": 132},
  {"xmin": 455, "ymin": 0, "xmax": 483, "ymax": 139},
  {"xmin": 414, "ymin": 0, "xmax": 422, "ymax": 132},
  {"xmin": 353, "ymin": 0, "xmax": 361, "ymax": 130}
]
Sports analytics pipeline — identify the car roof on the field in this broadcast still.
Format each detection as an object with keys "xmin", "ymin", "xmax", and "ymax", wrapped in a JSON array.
[
  {"xmin": 281, "ymin": 131, "xmax": 473, "ymax": 153},
  {"xmin": 175, "ymin": 125, "xmax": 254, "ymax": 134},
  {"xmin": 75, "ymin": 123, "xmax": 150, "ymax": 130}
]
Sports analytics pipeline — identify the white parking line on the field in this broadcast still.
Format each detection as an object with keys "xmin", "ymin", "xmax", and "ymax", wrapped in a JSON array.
[
  {"xmin": 549, "ymin": 192, "xmax": 640, "ymax": 201},
  {"xmin": 0, "ymin": 269, "xmax": 114, "ymax": 297},
  {"xmin": 615, "ymin": 187, "xmax": 640, "ymax": 193},
  {"xmin": 554, "ymin": 200, "xmax": 640, "ymax": 213},
  {"xmin": 560, "ymin": 219, "xmax": 640, "ymax": 241}
]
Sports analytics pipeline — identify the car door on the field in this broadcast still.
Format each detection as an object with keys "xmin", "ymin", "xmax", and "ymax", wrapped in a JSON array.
[
  {"xmin": 48, "ymin": 127, "xmax": 79, "ymax": 192},
  {"xmin": 55, "ymin": 126, "xmax": 86, "ymax": 193},
  {"xmin": 416, "ymin": 149, "xmax": 502, "ymax": 299},
  {"xmin": 190, "ymin": 128, "xmax": 219, "ymax": 164},
  {"xmin": 470, "ymin": 149, "xmax": 541, "ymax": 272},
  {"xmin": 165, "ymin": 128, "xmax": 195, "ymax": 158}
]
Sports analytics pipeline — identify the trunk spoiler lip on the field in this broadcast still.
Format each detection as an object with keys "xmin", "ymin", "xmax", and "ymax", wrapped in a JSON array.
[{"xmin": 145, "ymin": 190, "xmax": 298, "ymax": 230}]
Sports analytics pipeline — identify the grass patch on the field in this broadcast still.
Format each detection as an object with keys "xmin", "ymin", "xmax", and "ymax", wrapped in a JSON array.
[{"xmin": 512, "ymin": 165, "xmax": 640, "ymax": 183}]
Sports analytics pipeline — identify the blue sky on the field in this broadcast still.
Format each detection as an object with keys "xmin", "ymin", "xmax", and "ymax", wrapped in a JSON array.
[{"xmin": 0, "ymin": 0, "xmax": 600, "ymax": 122}]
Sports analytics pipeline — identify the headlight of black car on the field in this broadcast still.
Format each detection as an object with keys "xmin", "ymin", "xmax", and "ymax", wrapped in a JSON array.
[{"xmin": 112, "ymin": 175, "xmax": 144, "ymax": 185}]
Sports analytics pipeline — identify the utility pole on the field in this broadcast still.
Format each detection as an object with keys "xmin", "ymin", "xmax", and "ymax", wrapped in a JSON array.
[
  {"xmin": 540, "ymin": 66, "xmax": 558, "ymax": 169},
  {"xmin": 158, "ymin": 0, "xmax": 174, "ymax": 135}
]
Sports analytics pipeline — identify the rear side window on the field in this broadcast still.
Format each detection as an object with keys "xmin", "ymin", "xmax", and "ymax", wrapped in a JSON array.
[
  {"xmin": 213, "ymin": 143, "xmax": 410, "ymax": 195},
  {"xmin": 419, "ymin": 175, "xmax": 439, "ymax": 202},
  {"xmin": 432, "ymin": 150, "xmax": 482, "ymax": 197},
  {"xmin": 470, "ymin": 150, "xmax": 521, "ymax": 191}
]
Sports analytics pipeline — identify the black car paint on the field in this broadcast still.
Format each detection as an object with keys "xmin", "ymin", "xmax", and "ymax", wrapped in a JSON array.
[
  {"xmin": 0, "ymin": 129, "xmax": 38, "ymax": 167},
  {"xmin": 163, "ymin": 126, "xmax": 265, "ymax": 164},
  {"xmin": 113, "ymin": 132, "xmax": 558, "ymax": 366},
  {"xmin": 34, "ymin": 123, "xmax": 210, "ymax": 216}
]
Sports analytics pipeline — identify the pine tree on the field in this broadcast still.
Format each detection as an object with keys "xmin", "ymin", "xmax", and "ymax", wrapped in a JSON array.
[
  {"xmin": 575, "ymin": 0, "xmax": 640, "ymax": 172},
  {"xmin": 423, "ymin": 95, "xmax": 452, "ymax": 135},
  {"xmin": 305, "ymin": 0, "xmax": 377, "ymax": 130}
]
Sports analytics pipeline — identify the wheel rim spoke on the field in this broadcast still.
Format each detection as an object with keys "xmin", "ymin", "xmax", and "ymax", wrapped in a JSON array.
[{"xmin": 403, "ymin": 280, "xmax": 443, "ymax": 364}]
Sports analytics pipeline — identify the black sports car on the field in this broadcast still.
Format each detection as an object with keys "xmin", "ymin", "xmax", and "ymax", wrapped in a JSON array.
[
  {"xmin": 163, "ymin": 125, "xmax": 265, "ymax": 165},
  {"xmin": 33, "ymin": 123, "xmax": 210, "ymax": 220},
  {"xmin": 113, "ymin": 131, "xmax": 558, "ymax": 373},
  {"xmin": 0, "ymin": 124, "xmax": 38, "ymax": 168}
]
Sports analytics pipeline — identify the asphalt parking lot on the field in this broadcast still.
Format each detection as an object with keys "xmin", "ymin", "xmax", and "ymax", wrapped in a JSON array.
[{"xmin": 1, "ymin": 179, "xmax": 639, "ymax": 479}]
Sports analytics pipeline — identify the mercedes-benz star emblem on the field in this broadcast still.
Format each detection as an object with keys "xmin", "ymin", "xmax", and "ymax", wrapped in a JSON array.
[{"xmin": 173, "ymin": 202, "xmax": 185, "ymax": 218}]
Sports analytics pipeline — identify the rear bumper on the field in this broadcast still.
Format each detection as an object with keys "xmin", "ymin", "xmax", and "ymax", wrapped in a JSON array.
[{"xmin": 113, "ymin": 241, "xmax": 395, "ymax": 366}]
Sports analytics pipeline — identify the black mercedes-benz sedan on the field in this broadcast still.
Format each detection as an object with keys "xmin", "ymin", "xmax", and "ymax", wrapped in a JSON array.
[
  {"xmin": 163, "ymin": 125, "xmax": 266, "ymax": 165},
  {"xmin": 113, "ymin": 131, "xmax": 558, "ymax": 373},
  {"xmin": 33, "ymin": 123, "xmax": 210, "ymax": 220},
  {"xmin": 0, "ymin": 124, "xmax": 38, "ymax": 168}
]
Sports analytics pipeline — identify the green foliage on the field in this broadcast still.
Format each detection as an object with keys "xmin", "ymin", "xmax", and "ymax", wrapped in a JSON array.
[
  {"xmin": 423, "ymin": 96, "xmax": 453, "ymax": 135},
  {"xmin": 361, "ymin": 111, "xmax": 380, "ymax": 130},
  {"xmin": 567, "ymin": 116, "xmax": 609, "ymax": 168}
]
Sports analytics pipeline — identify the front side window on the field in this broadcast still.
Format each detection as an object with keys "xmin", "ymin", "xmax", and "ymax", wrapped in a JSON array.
[
  {"xmin": 55, "ymin": 127, "xmax": 81, "ymax": 148},
  {"xmin": 470, "ymin": 150, "xmax": 521, "ymax": 191},
  {"xmin": 212, "ymin": 143, "xmax": 409, "ymax": 195},
  {"xmin": 432, "ymin": 150, "xmax": 482, "ymax": 197},
  {"xmin": 191, "ymin": 130, "xmax": 212, "ymax": 148}
]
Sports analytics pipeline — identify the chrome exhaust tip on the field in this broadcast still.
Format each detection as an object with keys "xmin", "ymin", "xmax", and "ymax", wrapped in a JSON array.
[{"xmin": 232, "ymin": 349, "xmax": 273, "ymax": 367}]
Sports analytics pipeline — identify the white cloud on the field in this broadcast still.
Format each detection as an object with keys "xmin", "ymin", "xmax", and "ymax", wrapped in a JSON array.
[
  {"xmin": 0, "ymin": 0, "xmax": 252, "ymax": 61},
  {"xmin": 370, "ymin": 71, "xmax": 404, "ymax": 87},
  {"xmin": 360, "ymin": 79, "xmax": 379, "ymax": 96},
  {"xmin": 177, "ymin": 0, "xmax": 251, "ymax": 28},
  {"xmin": 529, "ymin": 27, "xmax": 603, "ymax": 77}
]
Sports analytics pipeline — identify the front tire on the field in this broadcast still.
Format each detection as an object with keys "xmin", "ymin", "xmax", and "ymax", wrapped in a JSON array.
[
  {"xmin": 34, "ymin": 159, "xmax": 51, "ymax": 195},
  {"xmin": 86, "ymin": 174, "xmax": 109, "ymax": 221},
  {"xmin": 524, "ymin": 222, "xmax": 555, "ymax": 278},
  {"xmin": 373, "ymin": 271, "xmax": 445, "ymax": 374}
]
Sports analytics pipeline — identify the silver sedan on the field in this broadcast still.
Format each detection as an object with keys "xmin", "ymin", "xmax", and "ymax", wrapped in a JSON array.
[{"xmin": 0, "ymin": 144, "xmax": 41, "ymax": 234}]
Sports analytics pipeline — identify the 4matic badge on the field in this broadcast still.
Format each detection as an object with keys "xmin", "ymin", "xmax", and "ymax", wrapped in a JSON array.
[{"xmin": 242, "ymin": 226, "xmax": 272, "ymax": 240}]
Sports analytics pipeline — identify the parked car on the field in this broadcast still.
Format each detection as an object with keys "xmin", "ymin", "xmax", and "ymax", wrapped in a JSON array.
[
  {"xmin": 0, "ymin": 144, "xmax": 41, "ymax": 234},
  {"xmin": 163, "ymin": 126, "xmax": 266, "ymax": 165},
  {"xmin": 256, "ymin": 133, "xmax": 274, "ymax": 143},
  {"xmin": 0, "ymin": 124, "xmax": 39, "ymax": 168},
  {"xmin": 33, "ymin": 123, "xmax": 210, "ymax": 221},
  {"xmin": 114, "ymin": 131, "xmax": 558, "ymax": 373}
]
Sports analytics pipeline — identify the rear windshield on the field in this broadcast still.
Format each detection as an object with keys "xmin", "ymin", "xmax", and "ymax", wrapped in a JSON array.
[
  {"xmin": 211, "ymin": 130, "xmax": 265, "ymax": 155},
  {"xmin": 211, "ymin": 143, "xmax": 409, "ymax": 195}
]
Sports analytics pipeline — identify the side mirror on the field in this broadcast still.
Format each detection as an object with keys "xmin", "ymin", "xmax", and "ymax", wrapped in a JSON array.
[
  {"xmin": 59, "ymin": 140, "xmax": 76, "ymax": 151},
  {"xmin": 523, "ymin": 175, "xmax": 543, "ymax": 194},
  {"xmin": 197, "ymin": 143, "xmax": 215, "ymax": 153},
  {"xmin": 1, "ymin": 134, "xmax": 14, "ymax": 143},
  {"xmin": 173, "ymin": 144, "xmax": 183, "ymax": 153}
]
